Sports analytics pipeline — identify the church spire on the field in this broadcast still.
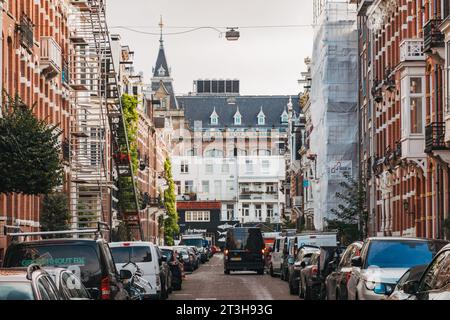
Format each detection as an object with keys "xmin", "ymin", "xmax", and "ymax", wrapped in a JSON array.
[{"xmin": 153, "ymin": 15, "xmax": 170, "ymax": 77}]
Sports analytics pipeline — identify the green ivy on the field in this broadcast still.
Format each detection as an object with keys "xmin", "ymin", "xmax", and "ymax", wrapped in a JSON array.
[
  {"xmin": 163, "ymin": 158, "xmax": 179, "ymax": 245},
  {"xmin": 121, "ymin": 94, "xmax": 139, "ymax": 173}
]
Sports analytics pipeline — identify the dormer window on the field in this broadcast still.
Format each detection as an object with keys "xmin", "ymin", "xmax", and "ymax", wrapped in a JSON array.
[
  {"xmin": 210, "ymin": 107, "xmax": 219, "ymax": 125},
  {"xmin": 158, "ymin": 65, "xmax": 166, "ymax": 76},
  {"xmin": 234, "ymin": 107, "xmax": 242, "ymax": 125},
  {"xmin": 257, "ymin": 107, "xmax": 266, "ymax": 125},
  {"xmin": 281, "ymin": 110, "xmax": 288, "ymax": 123}
]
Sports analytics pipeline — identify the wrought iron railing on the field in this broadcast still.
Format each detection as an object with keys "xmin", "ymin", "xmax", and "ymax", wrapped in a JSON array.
[
  {"xmin": 423, "ymin": 19, "xmax": 444, "ymax": 52},
  {"xmin": 425, "ymin": 122, "xmax": 448, "ymax": 152},
  {"xmin": 19, "ymin": 14, "xmax": 34, "ymax": 52}
]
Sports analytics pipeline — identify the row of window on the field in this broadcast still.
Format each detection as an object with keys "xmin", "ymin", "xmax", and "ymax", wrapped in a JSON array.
[
  {"xmin": 180, "ymin": 158, "xmax": 272, "ymax": 175},
  {"xmin": 185, "ymin": 211, "xmax": 210, "ymax": 222},
  {"xmin": 210, "ymin": 111, "xmax": 288, "ymax": 126},
  {"xmin": 186, "ymin": 149, "xmax": 272, "ymax": 157}
]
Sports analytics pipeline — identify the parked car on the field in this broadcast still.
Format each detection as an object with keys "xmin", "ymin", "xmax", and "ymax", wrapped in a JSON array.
[
  {"xmin": 174, "ymin": 246, "xmax": 196, "ymax": 272},
  {"xmin": 156, "ymin": 246, "xmax": 172, "ymax": 296},
  {"xmin": 280, "ymin": 236, "xmax": 296, "ymax": 281},
  {"xmin": 325, "ymin": 241, "xmax": 363, "ymax": 300},
  {"xmin": 268, "ymin": 236, "xmax": 286, "ymax": 277},
  {"xmin": 45, "ymin": 267, "xmax": 92, "ymax": 300},
  {"xmin": 180, "ymin": 234, "xmax": 209, "ymax": 263},
  {"xmin": 299, "ymin": 251, "xmax": 321, "ymax": 300},
  {"xmin": 0, "ymin": 265, "xmax": 61, "ymax": 300},
  {"xmin": 288, "ymin": 245, "xmax": 320, "ymax": 295},
  {"xmin": 397, "ymin": 243, "xmax": 450, "ymax": 300},
  {"xmin": 109, "ymin": 241, "xmax": 166, "ymax": 300},
  {"xmin": 347, "ymin": 237, "xmax": 448, "ymax": 300},
  {"xmin": 160, "ymin": 246, "xmax": 183, "ymax": 290},
  {"xmin": 189, "ymin": 246, "xmax": 201, "ymax": 268},
  {"xmin": 3, "ymin": 236, "xmax": 129, "ymax": 300},
  {"xmin": 386, "ymin": 265, "xmax": 427, "ymax": 300},
  {"xmin": 224, "ymin": 227, "xmax": 265, "ymax": 275}
]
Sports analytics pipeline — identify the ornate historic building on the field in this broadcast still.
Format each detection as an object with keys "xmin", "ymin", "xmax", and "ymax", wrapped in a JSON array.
[{"xmin": 357, "ymin": 0, "xmax": 450, "ymax": 239}]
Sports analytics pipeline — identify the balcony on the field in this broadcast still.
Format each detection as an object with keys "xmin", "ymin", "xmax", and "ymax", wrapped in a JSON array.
[
  {"xmin": 18, "ymin": 14, "xmax": 34, "ymax": 52},
  {"xmin": 400, "ymin": 39, "xmax": 425, "ymax": 62},
  {"xmin": 40, "ymin": 37, "xmax": 62, "ymax": 79},
  {"xmin": 425, "ymin": 122, "xmax": 450, "ymax": 153},
  {"xmin": 423, "ymin": 19, "xmax": 444, "ymax": 53}
]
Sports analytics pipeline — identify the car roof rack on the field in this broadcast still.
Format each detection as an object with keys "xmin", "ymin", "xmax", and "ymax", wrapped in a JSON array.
[{"xmin": 6, "ymin": 222, "xmax": 110, "ymax": 241}]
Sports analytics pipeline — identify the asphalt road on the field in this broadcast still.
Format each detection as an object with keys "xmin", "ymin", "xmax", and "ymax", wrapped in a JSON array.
[{"xmin": 169, "ymin": 254, "xmax": 299, "ymax": 300}]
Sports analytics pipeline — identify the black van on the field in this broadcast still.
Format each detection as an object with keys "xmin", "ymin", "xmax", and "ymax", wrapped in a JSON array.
[
  {"xmin": 3, "ymin": 238, "xmax": 129, "ymax": 300},
  {"xmin": 224, "ymin": 227, "xmax": 265, "ymax": 275}
]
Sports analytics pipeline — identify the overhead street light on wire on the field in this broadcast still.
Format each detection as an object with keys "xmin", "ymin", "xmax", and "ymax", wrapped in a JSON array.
[{"xmin": 225, "ymin": 27, "xmax": 240, "ymax": 41}]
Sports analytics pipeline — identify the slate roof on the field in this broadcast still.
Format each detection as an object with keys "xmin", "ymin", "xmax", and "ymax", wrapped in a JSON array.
[
  {"xmin": 153, "ymin": 40, "xmax": 170, "ymax": 77},
  {"xmin": 177, "ymin": 95, "xmax": 301, "ymax": 129},
  {"xmin": 151, "ymin": 80, "xmax": 179, "ymax": 109}
]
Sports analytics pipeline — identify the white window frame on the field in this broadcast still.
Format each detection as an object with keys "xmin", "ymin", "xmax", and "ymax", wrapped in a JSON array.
[
  {"xmin": 401, "ymin": 73, "xmax": 425, "ymax": 138},
  {"xmin": 181, "ymin": 161, "xmax": 189, "ymax": 174},
  {"xmin": 234, "ymin": 115, "xmax": 242, "ymax": 125},
  {"xmin": 185, "ymin": 211, "xmax": 211, "ymax": 222},
  {"xmin": 258, "ymin": 115, "xmax": 265, "ymax": 125}
]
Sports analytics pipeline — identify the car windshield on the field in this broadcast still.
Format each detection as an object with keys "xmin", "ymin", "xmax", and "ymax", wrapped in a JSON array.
[
  {"xmin": 0, "ymin": 282, "xmax": 34, "ymax": 300},
  {"xmin": 226, "ymin": 228, "xmax": 264, "ymax": 251},
  {"xmin": 5, "ymin": 245, "xmax": 101, "ymax": 284},
  {"xmin": 180, "ymin": 239, "xmax": 203, "ymax": 248},
  {"xmin": 161, "ymin": 249, "xmax": 173, "ymax": 261},
  {"xmin": 366, "ymin": 240, "xmax": 435, "ymax": 269},
  {"xmin": 110, "ymin": 246, "xmax": 152, "ymax": 264}
]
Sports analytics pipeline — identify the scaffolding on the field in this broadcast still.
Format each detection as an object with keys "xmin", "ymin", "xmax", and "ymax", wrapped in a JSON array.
[
  {"xmin": 310, "ymin": 0, "xmax": 359, "ymax": 230},
  {"xmin": 68, "ymin": 0, "xmax": 142, "ymax": 240}
]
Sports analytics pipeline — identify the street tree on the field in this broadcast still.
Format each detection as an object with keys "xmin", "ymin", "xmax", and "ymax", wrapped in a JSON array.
[
  {"xmin": 326, "ymin": 172, "xmax": 368, "ymax": 245},
  {"xmin": 40, "ymin": 192, "xmax": 70, "ymax": 237},
  {"xmin": 0, "ymin": 94, "xmax": 63, "ymax": 195}
]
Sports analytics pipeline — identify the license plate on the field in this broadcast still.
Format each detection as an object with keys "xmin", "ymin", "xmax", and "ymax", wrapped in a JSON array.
[{"xmin": 230, "ymin": 257, "xmax": 242, "ymax": 261}]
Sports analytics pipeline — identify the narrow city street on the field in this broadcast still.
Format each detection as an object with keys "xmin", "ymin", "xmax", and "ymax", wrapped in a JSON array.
[{"xmin": 170, "ymin": 254, "xmax": 298, "ymax": 300}]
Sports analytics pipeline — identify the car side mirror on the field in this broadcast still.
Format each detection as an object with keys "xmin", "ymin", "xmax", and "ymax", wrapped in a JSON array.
[
  {"xmin": 161, "ymin": 256, "xmax": 167, "ymax": 262},
  {"xmin": 120, "ymin": 269, "xmax": 132, "ymax": 280},
  {"xmin": 351, "ymin": 256, "xmax": 362, "ymax": 267},
  {"xmin": 300, "ymin": 261, "xmax": 306, "ymax": 268},
  {"xmin": 403, "ymin": 280, "xmax": 419, "ymax": 295}
]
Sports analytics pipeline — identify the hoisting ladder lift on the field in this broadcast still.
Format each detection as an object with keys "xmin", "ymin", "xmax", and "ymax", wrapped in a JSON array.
[{"xmin": 67, "ymin": 0, "xmax": 143, "ymax": 240}]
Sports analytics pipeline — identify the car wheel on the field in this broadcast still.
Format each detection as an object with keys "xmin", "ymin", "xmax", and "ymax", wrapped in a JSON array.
[
  {"xmin": 269, "ymin": 264, "xmax": 275, "ymax": 277},
  {"xmin": 257, "ymin": 269, "xmax": 264, "ymax": 275},
  {"xmin": 304, "ymin": 284, "xmax": 310, "ymax": 300},
  {"xmin": 224, "ymin": 269, "xmax": 230, "ymax": 275}
]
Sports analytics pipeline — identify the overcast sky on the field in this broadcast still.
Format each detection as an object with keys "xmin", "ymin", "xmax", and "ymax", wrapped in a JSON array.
[{"xmin": 106, "ymin": 0, "xmax": 313, "ymax": 96}]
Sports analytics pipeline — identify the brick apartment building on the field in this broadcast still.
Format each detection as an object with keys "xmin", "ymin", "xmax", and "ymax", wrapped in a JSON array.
[
  {"xmin": 357, "ymin": 0, "xmax": 450, "ymax": 239},
  {"xmin": 0, "ymin": 0, "xmax": 73, "ymax": 257}
]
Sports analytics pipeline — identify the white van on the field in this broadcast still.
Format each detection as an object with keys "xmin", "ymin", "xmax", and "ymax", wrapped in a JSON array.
[
  {"xmin": 269, "ymin": 236, "xmax": 292, "ymax": 277},
  {"xmin": 295, "ymin": 232, "xmax": 337, "ymax": 248},
  {"xmin": 109, "ymin": 241, "xmax": 164, "ymax": 300}
]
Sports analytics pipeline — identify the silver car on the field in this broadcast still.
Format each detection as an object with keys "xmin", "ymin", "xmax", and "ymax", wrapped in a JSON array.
[{"xmin": 347, "ymin": 237, "xmax": 448, "ymax": 300}]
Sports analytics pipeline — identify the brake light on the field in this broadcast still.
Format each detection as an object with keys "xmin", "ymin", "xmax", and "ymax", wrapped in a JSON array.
[
  {"xmin": 345, "ymin": 272, "xmax": 352, "ymax": 283},
  {"xmin": 312, "ymin": 265, "xmax": 318, "ymax": 275},
  {"xmin": 101, "ymin": 276, "xmax": 111, "ymax": 300},
  {"xmin": 122, "ymin": 243, "xmax": 130, "ymax": 246}
]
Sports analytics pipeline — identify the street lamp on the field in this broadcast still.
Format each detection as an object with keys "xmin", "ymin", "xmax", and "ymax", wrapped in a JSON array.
[{"xmin": 226, "ymin": 27, "xmax": 240, "ymax": 41}]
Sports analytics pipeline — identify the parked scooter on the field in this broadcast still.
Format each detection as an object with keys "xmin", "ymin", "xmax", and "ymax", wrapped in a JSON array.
[{"xmin": 120, "ymin": 261, "xmax": 153, "ymax": 300}]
